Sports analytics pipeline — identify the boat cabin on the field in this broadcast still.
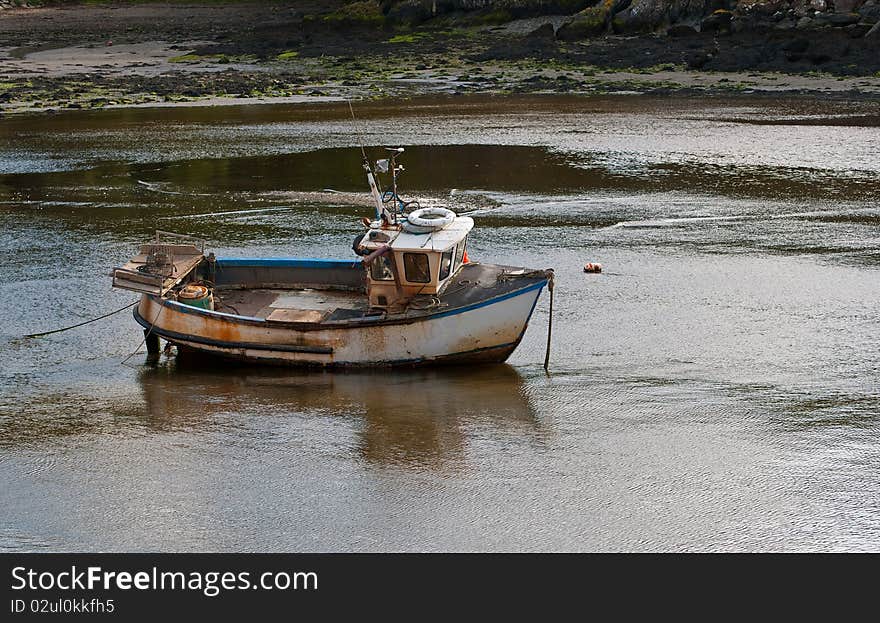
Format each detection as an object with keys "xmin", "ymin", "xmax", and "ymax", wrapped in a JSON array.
[{"xmin": 358, "ymin": 215, "xmax": 473, "ymax": 310}]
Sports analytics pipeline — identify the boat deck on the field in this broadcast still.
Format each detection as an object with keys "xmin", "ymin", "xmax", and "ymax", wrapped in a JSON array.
[
  {"xmin": 215, "ymin": 287, "xmax": 370, "ymax": 320},
  {"xmin": 210, "ymin": 263, "xmax": 549, "ymax": 326}
]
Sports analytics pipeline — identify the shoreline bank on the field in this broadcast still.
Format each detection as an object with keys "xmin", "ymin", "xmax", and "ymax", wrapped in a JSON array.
[{"xmin": 2, "ymin": 3, "xmax": 880, "ymax": 115}]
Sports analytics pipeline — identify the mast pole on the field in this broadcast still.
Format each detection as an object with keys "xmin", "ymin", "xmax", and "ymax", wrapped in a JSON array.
[
  {"xmin": 349, "ymin": 99, "xmax": 393, "ymax": 225},
  {"xmin": 364, "ymin": 162, "xmax": 386, "ymax": 221}
]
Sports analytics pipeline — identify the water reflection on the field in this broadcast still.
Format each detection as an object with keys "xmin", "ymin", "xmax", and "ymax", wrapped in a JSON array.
[
  {"xmin": 4, "ymin": 144, "xmax": 880, "ymax": 211},
  {"xmin": 138, "ymin": 360, "xmax": 543, "ymax": 468}
]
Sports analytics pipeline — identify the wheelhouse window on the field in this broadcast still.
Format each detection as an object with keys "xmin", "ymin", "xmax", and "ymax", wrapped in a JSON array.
[
  {"xmin": 439, "ymin": 248, "xmax": 454, "ymax": 281},
  {"xmin": 455, "ymin": 237, "xmax": 467, "ymax": 267},
  {"xmin": 403, "ymin": 252, "xmax": 430, "ymax": 283},
  {"xmin": 370, "ymin": 255, "xmax": 394, "ymax": 281}
]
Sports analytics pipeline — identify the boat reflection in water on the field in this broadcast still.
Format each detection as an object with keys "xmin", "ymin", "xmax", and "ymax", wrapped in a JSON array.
[{"xmin": 137, "ymin": 360, "xmax": 544, "ymax": 468}]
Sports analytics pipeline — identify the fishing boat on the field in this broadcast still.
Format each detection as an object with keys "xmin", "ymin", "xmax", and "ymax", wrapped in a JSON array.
[{"xmin": 111, "ymin": 148, "xmax": 554, "ymax": 367}]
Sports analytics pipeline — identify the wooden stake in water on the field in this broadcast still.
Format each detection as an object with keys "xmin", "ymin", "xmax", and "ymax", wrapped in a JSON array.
[{"xmin": 544, "ymin": 271, "xmax": 554, "ymax": 372}]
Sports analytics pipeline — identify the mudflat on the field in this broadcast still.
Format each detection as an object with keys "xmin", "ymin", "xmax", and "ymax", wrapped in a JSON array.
[{"xmin": 2, "ymin": 1, "xmax": 880, "ymax": 114}]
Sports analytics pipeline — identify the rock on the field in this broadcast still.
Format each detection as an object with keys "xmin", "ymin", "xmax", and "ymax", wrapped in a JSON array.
[
  {"xmin": 857, "ymin": 2, "xmax": 880, "ymax": 22},
  {"xmin": 791, "ymin": 3, "xmax": 810, "ymax": 18},
  {"xmin": 527, "ymin": 22, "xmax": 556, "ymax": 39},
  {"xmin": 612, "ymin": 0, "xmax": 708, "ymax": 35},
  {"xmin": 822, "ymin": 12, "xmax": 861, "ymax": 25},
  {"xmin": 611, "ymin": 9, "xmax": 649, "ymax": 33},
  {"xmin": 730, "ymin": 14, "xmax": 756, "ymax": 32},
  {"xmin": 810, "ymin": 0, "xmax": 828, "ymax": 11},
  {"xmin": 557, "ymin": 6, "xmax": 609, "ymax": 40},
  {"xmin": 667, "ymin": 23, "xmax": 698, "ymax": 36},
  {"xmin": 782, "ymin": 37, "xmax": 809, "ymax": 59},
  {"xmin": 705, "ymin": 0, "xmax": 731, "ymax": 12},
  {"xmin": 774, "ymin": 17, "xmax": 797, "ymax": 28},
  {"xmin": 833, "ymin": 0, "xmax": 862, "ymax": 13},
  {"xmin": 844, "ymin": 22, "xmax": 872, "ymax": 35},
  {"xmin": 701, "ymin": 9, "xmax": 733, "ymax": 32},
  {"xmin": 781, "ymin": 38, "xmax": 810, "ymax": 52},
  {"xmin": 796, "ymin": 16, "xmax": 816, "ymax": 28},
  {"xmin": 386, "ymin": 1, "xmax": 431, "ymax": 27},
  {"xmin": 685, "ymin": 50, "xmax": 712, "ymax": 68}
]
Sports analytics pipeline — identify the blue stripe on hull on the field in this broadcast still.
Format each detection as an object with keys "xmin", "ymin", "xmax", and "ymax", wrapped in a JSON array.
[
  {"xmin": 429, "ymin": 279, "xmax": 546, "ymax": 320},
  {"xmin": 149, "ymin": 277, "xmax": 548, "ymax": 325}
]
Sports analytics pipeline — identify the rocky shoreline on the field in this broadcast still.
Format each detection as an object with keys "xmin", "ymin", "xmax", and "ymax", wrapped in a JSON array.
[{"xmin": 1, "ymin": 1, "xmax": 880, "ymax": 114}]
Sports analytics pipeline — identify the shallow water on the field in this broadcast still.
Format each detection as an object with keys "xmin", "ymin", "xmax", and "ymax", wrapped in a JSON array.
[{"xmin": 1, "ymin": 94, "xmax": 879, "ymax": 552}]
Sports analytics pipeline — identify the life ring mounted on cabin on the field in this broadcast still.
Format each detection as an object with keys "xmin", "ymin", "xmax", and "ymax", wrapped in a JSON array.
[{"xmin": 402, "ymin": 207, "xmax": 456, "ymax": 234}]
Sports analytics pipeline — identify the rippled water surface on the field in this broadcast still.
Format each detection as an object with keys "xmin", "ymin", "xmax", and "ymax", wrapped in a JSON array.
[{"xmin": 1, "ymin": 95, "xmax": 879, "ymax": 551}]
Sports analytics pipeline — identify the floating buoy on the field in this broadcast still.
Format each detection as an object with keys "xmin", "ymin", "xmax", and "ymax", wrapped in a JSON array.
[{"xmin": 583, "ymin": 262, "xmax": 602, "ymax": 273}]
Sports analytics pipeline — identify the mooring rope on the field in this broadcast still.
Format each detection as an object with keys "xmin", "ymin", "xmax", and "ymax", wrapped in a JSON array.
[
  {"xmin": 24, "ymin": 301, "xmax": 138, "ymax": 339},
  {"xmin": 121, "ymin": 300, "xmax": 165, "ymax": 367}
]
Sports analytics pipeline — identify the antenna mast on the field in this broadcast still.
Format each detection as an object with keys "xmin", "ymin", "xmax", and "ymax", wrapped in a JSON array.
[{"xmin": 348, "ymin": 100, "xmax": 391, "ymax": 224}]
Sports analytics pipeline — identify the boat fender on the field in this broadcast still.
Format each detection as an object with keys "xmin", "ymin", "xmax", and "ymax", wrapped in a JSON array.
[
  {"xmin": 403, "ymin": 207, "xmax": 455, "ymax": 233},
  {"xmin": 352, "ymin": 233, "xmax": 370, "ymax": 256}
]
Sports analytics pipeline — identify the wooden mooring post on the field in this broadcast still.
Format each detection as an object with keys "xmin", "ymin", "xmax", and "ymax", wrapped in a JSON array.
[{"xmin": 145, "ymin": 330, "xmax": 160, "ymax": 357}]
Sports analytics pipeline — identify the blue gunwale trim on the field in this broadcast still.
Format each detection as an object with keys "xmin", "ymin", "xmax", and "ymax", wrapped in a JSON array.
[
  {"xmin": 428, "ymin": 279, "xmax": 547, "ymax": 320},
  {"xmin": 216, "ymin": 257, "xmax": 361, "ymax": 269},
  {"xmin": 148, "ymin": 276, "xmax": 548, "ymax": 328},
  {"xmin": 163, "ymin": 298, "xmax": 265, "ymax": 322}
]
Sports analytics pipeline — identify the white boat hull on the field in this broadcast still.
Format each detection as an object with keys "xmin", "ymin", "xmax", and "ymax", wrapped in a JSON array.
[{"xmin": 134, "ymin": 278, "xmax": 546, "ymax": 367}]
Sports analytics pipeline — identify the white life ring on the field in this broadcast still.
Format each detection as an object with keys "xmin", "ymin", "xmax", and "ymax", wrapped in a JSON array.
[{"xmin": 403, "ymin": 207, "xmax": 456, "ymax": 233}]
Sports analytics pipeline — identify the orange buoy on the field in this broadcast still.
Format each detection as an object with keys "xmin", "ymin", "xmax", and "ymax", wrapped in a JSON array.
[{"xmin": 583, "ymin": 262, "xmax": 602, "ymax": 273}]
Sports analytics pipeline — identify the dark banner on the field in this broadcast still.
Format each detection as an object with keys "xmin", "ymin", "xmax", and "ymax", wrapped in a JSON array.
[{"xmin": 2, "ymin": 553, "xmax": 870, "ymax": 618}]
